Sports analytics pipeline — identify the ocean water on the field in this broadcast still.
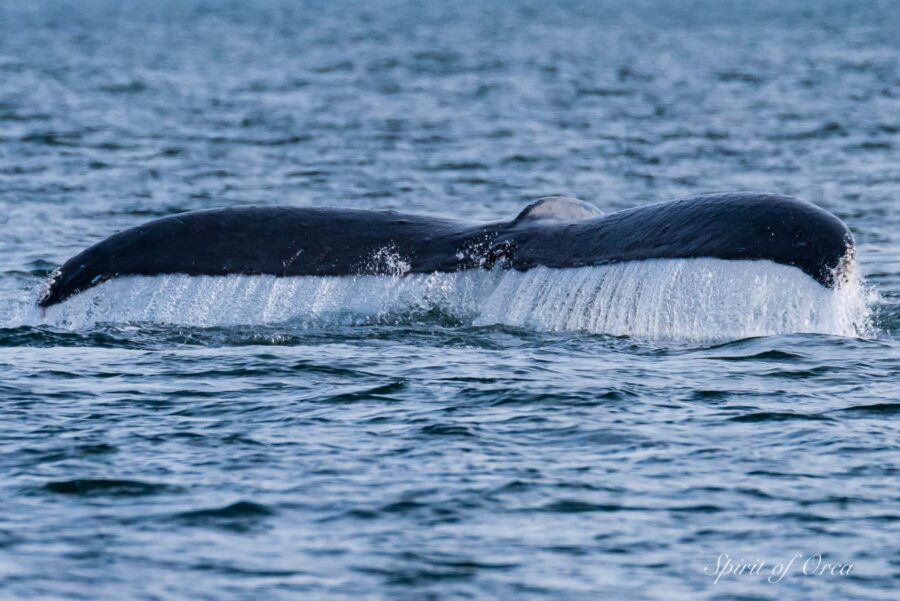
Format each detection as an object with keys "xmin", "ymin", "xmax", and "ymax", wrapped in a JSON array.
[{"xmin": 1, "ymin": 1, "xmax": 898, "ymax": 599}]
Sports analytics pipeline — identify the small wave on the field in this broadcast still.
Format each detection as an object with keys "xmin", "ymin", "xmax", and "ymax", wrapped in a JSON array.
[
  {"xmin": 7, "ymin": 258, "xmax": 875, "ymax": 342},
  {"xmin": 175, "ymin": 500, "xmax": 274, "ymax": 521},
  {"xmin": 171, "ymin": 500, "xmax": 275, "ymax": 533},
  {"xmin": 41, "ymin": 478, "xmax": 170, "ymax": 497},
  {"xmin": 728, "ymin": 411, "xmax": 834, "ymax": 423},
  {"xmin": 837, "ymin": 403, "xmax": 900, "ymax": 416}
]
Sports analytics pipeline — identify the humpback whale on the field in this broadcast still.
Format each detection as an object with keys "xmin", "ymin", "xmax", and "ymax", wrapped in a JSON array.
[{"xmin": 38, "ymin": 192, "xmax": 853, "ymax": 308}]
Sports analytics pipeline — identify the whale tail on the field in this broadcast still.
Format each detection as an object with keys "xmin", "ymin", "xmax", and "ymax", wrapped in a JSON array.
[{"xmin": 37, "ymin": 193, "xmax": 855, "ymax": 309}]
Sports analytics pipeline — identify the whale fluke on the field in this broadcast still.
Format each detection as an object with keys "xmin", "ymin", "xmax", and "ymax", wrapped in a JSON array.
[{"xmin": 38, "ymin": 193, "xmax": 854, "ymax": 308}]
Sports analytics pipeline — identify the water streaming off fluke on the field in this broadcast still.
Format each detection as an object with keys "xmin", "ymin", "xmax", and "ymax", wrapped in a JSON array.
[{"xmin": 17, "ymin": 258, "xmax": 872, "ymax": 342}]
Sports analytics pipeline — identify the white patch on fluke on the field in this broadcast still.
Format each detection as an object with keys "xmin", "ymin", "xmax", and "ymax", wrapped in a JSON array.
[
  {"xmin": 514, "ymin": 196, "xmax": 604, "ymax": 221},
  {"xmin": 12, "ymin": 257, "xmax": 874, "ymax": 342}
]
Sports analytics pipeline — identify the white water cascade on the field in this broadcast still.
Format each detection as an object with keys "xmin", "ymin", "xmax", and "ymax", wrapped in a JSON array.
[{"xmin": 9, "ymin": 258, "xmax": 873, "ymax": 342}]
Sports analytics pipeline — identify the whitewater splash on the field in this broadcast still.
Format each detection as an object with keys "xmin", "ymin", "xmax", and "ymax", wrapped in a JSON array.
[{"xmin": 8, "ymin": 258, "xmax": 873, "ymax": 342}]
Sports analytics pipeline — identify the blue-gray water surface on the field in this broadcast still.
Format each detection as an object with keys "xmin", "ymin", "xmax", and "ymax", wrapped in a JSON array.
[{"xmin": 1, "ymin": 1, "xmax": 899, "ymax": 599}]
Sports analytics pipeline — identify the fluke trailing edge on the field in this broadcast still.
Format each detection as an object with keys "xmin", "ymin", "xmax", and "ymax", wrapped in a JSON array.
[{"xmin": 38, "ymin": 193, "xmax": 854, "ymax": 308}]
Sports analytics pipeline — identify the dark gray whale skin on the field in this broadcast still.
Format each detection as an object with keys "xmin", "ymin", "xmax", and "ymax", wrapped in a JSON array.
[{"xmin": 39, "ymin": 192, "xmax": 853, "ymax": 308}]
